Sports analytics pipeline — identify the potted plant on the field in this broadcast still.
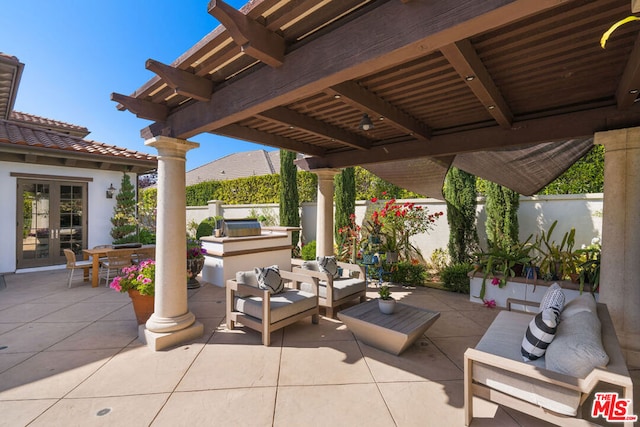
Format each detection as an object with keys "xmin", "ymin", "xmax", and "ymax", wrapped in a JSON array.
[
  {"xmin": 187, "ymin": 238, "xmax": 207, "ymax": 289},
  {"xmin": 378, "ymin": 284, "xmax": 395, "ymax": 314},
  {"xmin": 473, "ymin": 238, "xmax": 534, "ymax": 300},
  {"xmin": 380, "ymin": 231, "xmax": 399, "ymax": 263},
  {"xmin": 109, "ymin": 260, "xmax": 155, "ymax": 324},
  {"xmin": 576, "ymin": 237, "xmax": 601, "ymax": 294},
  {"xmin": 535, "ymin": 220, "xmax": 578, "ymax": 281}
]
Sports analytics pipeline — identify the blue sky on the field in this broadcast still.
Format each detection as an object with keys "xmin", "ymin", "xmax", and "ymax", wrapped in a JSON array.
[{"xmin": 2, "ymin": 0, "xmax": 274, "ymax": 171}]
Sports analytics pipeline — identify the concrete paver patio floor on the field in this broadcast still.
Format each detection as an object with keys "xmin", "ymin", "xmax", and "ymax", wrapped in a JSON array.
[{"xmin": 0, "ymin": 269, "xmax": 637, "ymax": 426}]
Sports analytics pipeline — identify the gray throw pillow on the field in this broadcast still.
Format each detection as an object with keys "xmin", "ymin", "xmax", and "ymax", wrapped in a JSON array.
[{"xmin": 545, "ymin": 310, "xmax": 609, "ymax": 378}]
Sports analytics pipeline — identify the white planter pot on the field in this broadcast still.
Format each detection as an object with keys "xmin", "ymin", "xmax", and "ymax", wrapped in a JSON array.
[{"xmin": 378, "ymin": 298, "xmax": 396, "ymax": 314}]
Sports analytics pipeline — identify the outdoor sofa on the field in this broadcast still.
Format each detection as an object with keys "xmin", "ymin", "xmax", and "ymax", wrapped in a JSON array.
[{"xmin": 464, "ymin": 291, "xmax": 634, "ymax": 426}]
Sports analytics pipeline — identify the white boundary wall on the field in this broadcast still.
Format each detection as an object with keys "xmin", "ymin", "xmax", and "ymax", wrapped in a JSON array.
[{"xmin": 186, "ymin": 194, "xmax": 603, "ymax": 260}]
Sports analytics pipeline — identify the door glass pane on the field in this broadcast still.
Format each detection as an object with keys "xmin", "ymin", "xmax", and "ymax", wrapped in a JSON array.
[
  {"xmin": 22, "ymin": 183, "xmax": 50, "ymax": 260},
  {"xmin": 59, "ymin": 184, "xmax": 84, "ymax": 255}
]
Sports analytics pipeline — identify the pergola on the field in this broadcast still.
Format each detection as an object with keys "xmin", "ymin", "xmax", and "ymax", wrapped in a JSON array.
[{"xmin": 114, "ymin": 0, "xmax": 640, "ymax": 366}]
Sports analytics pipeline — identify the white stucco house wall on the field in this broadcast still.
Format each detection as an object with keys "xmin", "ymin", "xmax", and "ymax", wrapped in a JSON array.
[{"xmin": 0, "ymin": 54, "xmax": 157, "ymax": 273}]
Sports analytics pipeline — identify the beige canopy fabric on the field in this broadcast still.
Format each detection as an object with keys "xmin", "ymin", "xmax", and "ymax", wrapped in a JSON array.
[
  {"xmin": 363, "ymin": 139, "xmax": 594, "ymax": 199},
  {"xmin": 452, "ymin": 139, "xmax": 595, "ymax": 196},
  {"xmin": 363, "ymin": 157, "xmax": 451, "ymax": 199}
]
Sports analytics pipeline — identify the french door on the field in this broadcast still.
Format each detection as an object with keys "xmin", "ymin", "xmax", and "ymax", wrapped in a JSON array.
[{"xmin": 16, "ymin": 179, "xmax": 88, "ymax": 269}]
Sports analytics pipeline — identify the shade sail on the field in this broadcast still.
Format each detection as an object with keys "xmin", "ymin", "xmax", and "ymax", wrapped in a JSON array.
[{"xmin": 362, "ymin": 139, "xmax": 594, "ymax": 199}]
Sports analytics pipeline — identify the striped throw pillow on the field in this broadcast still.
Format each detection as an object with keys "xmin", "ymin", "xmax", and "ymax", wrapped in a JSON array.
[
  {"xmin": 539, "ymin": 283, "xmax": 565, "ymax": 312},
  {"xmin": 521, "ymin": 307, "xmax": 560, "ymax": 361}
]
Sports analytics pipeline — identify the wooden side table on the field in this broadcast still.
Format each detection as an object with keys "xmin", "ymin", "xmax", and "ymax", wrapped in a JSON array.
[{"xmin": 338, "ymin": 299, "xmax": 440, "ymax": 355}]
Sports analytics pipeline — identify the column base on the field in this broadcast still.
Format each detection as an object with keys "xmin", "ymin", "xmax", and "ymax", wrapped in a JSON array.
[{"xmin": 139, "ymin": 321, "xmax": 204, "ymax": 351}]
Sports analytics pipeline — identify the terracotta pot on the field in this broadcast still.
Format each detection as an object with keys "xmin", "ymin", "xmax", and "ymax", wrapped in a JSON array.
[
  {"xmin": 127, "ymin": 289, "xmax": 154, "ymax": 325},
  {"xmin": 187, "ymin": 257, "xmax": 205, "ymax": 289}
]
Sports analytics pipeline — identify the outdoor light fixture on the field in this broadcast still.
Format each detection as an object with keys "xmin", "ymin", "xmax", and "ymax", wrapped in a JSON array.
[
  {"xmin": 106, "ymin": 183, "xmax": 116, "ymax": 199},
  {"xmin": 359, "ymin": 113, "xmax": 374, "ymax": 131}
]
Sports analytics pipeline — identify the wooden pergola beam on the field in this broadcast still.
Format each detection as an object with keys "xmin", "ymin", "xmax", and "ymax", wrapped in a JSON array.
[
  {"xmin": 145, "ymin": 59, "xmax": 213, "ymax": 102},
  {"xmin": 441, "ymin": 39, "xmax": 513, "ymax": 128},
  {"xmin": 327, "ymin": 82, "xmax": 431, "ymax": 142},
  {"xmin": 296, "ymin": 105, "xmax": 640, "ymax": 169},
  {"xmin": 142, "ymin": 0, "xmax": 568, "ymax": 139},
  {"xmin": 258, "ymin": 107, "xmax": 372, "ymax": 151},
  {"xmin": 207, "ymin": 0, "xmax": 285, "ymax": 68},
  {"xmin": 215, "ymin": 124, "xmax": 327, "ymax": 157},
  {"xmin": 111, "ymin": 93, "xmax": 168, "ymax": 122},
  {"xmin": 616, "ymin": 33, "xmax": 640, "ymax": 109}
]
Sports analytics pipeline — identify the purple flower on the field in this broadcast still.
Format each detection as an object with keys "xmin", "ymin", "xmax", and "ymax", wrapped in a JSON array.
[
  {"xmin": 491, "ymin": 277, "xmax": 500, "ymax": 286},
  {"xmin": 483, "ymin": 299, "xmax": 496, "ymax": 308}
]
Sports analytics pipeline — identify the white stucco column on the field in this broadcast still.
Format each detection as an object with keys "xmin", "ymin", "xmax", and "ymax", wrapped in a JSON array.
[
  {"xmin": 594, "ymin": 127, "xmax": 640, "ymax": 367},
  {"xmin": 314, "ymin": 169, "xmax": 340, "ymax": 257},
  {"xmin": 143, "ymin": 136, "xmax": 203, "ymax": 351}
]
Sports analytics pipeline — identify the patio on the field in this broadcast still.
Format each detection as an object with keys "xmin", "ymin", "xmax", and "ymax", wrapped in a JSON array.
[{"xmin": 0, "ymin": 270, "xmax": 637, "ymax": 426}]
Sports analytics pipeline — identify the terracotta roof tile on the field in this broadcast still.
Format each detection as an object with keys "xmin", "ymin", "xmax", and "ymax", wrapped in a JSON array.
[
  {"xmin": 0, "ymin": 119, "xmax": 156, "ymax": 162},
  {"xmin": 10, "ymin": 111, "xmax": 90, "ymax": 137}
]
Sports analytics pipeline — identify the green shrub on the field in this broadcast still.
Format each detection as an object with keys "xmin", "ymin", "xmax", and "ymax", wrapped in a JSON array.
[
  {"xmin": 441, "ymin": 262, "xmax": 473, "ymax": 293},
  {"xmin": 137, "ymin": 228, "xmax": 156, "ymax": 244},
  {"xmin": 301, "ymin": 241, "xmax": 316, "ymax": 260},
  {"xmin": 389, "ymin": 261, "xmax": 427, "ymax": 286},
  {"xmin": 196, "ymin": 216, "xmax": 222, "ymax": 239}
]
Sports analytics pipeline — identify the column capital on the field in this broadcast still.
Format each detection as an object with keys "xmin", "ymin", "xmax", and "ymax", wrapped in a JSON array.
[
  {"xmin": 145, "ymin": 136, "xmax": 200, "ymax": 157},
  {"xmin": 594, "ymin": 127, "xmax": 640, "ymax": 151},
  {"xmin": 313, "ymin": 168, "xmax": 341, "ymax": 179}
]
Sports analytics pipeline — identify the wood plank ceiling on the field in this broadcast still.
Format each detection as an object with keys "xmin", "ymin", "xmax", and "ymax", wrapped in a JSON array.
[{"xmin": 113, "ymin": 0, "xmax": 640, "ymax": 196}]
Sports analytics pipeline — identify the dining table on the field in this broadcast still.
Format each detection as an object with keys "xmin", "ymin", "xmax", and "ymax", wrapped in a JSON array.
[{"xmin": 82, "ymin": 244, "xmax": 155, "ymax": 287}]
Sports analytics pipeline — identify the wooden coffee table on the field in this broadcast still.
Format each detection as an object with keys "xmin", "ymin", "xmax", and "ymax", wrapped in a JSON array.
[{"xmin": 338, "ymin": 299, "xmax": 440, "ymax": 355}]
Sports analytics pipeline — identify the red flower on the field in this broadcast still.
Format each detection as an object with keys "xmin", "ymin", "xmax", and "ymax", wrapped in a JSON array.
[
  {"xmin": 491, "ymin": 277, "xmax": 500, "ymax": 286},
  {"xmin": 371, "ymin": 197, "xmax": 378, "ymax": 203}
]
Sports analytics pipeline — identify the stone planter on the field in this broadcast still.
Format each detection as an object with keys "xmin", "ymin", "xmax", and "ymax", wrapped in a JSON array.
[
  {"xmin": 469, "ymin": 276, "xmax": 598, "ymax": 311},
  {"xmin": 128, "ymin": 289, "xmax": 154, "ymax": 325},
  {"xmin": 378, "ymin": 298, "xmax": 396, "ymax": 314},
  {"xmin": 187, "ymin": 257, "xmax": 205, "ymax": 289}
]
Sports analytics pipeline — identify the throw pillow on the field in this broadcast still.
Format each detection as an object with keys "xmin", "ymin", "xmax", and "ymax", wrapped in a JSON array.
[
  {"xmin": 255, "ymin": 265, "xmax": 284, "ymax": 294},
  {"xmin": 521, "ymin": 306, "xmax": 560, "ymax": 361},
  {"xmin": 539, "ymin": 283, "xmax": 565, "ymax": 312},
  {"xmin": 560, "ymin": 293, "xmax": 597, "ymax": 321},
  {"xmin": 545, "ymin": 310, "xmax": 609, "ymax": 378},
  {"xmin": 317, "ymin": 256, "xmax": 339, "ymax": 279}
]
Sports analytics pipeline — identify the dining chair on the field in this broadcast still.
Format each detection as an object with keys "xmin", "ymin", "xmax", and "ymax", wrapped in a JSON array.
[
  {"xmin": 63, "ymin": 249, "xmax": 94, "ymax": 289},
  {"xmin": 100, "ymin": 250, "xmax": 133, "ymax": 286}
]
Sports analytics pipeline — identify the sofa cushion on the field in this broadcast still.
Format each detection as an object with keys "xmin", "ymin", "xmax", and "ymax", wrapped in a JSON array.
[
  {"xmin": 255, "ymin": 265, "xmax": 284, "ymax": 294},
  {"xmin": 300, "ymin": 277, "xmax": 365, "ymax": 301},
  {"xmin": 317, "ymin": 256, "xmax": 339, "ymax": 279},
  {"xmin": 545, "ymin": 310, "xmax": 609, "ymax": 378},
  {"xmin": 521, "ymin": 307, "xmax": 559, "ymax": 361},
  {"xmin": 474, "ymin": 311, "xmax": 580, "ymax": 416},
  {"xmin": 234, "ymin": 289, "xmax": 317, "ymax": 324},
  {"xmin": 539, "ymin": 283, "xmax": 565, "ymax": 312}
]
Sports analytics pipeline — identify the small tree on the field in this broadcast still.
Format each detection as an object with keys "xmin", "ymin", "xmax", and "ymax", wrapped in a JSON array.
[
  {"xmin": 110, "ymin": 173, "xmax": 138, "ymax": 244},
  {"xmin": 279, "ymin": 150, "xmax": 300, "ymax": 252},
  {"xmin": 444, "ymin": 167, "xmax": 479, "ymax": 264},
  {"xmin": 485, "ymin": 181, "xmax": 519, "ymax": 250},
  {"xmin": 334, "ymin": 167, "xmax": 356, "ymax": 250}
]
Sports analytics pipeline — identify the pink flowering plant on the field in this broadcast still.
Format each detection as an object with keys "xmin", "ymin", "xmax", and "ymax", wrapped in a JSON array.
[{"xmin": 109, "ymin": 260, "xmax": 155, "ymax": 296}]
